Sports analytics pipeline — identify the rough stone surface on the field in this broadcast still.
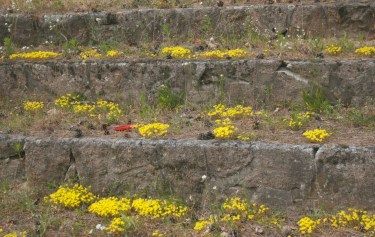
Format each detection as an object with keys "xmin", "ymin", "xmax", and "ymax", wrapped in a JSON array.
[
  {"xmin": 23, "ymin": 137, "xmax": 71, "ymax": 193},
  {"xmin": 0, "ymin": 135, "xmax": 374, "ymax": 211},
  {"xmin": 0, "ymin": 1, "xmax": 373, "ymax": 47},
  {"xmin": 0, "ymin": 59, "xmax": 373, "ymax": 107},
  {"xmin": 314, "ymin": 145, "xmax": 375, "ymax": 209},
  {"xmin": 0, "ymin": 135, "xmax": 25, "ymax": 181}
]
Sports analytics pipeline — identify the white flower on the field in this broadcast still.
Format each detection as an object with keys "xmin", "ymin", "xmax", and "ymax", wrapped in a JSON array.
[
  {"xmin": 95, "ymin": 224, "xmax": 105, "ymax": 230},
  {"xmin": 201, "ymin": 175, "xmax": 207, "ymax": 181},
  {"xmin": 213, "ymin": 186, "xmax": 217, "ymax": 190}
]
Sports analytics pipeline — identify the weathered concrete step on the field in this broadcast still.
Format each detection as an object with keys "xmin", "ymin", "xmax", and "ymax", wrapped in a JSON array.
[
  {"xmin": 1, "ymin": 59, "xmax": 374, "ymax": 107},
  {"xmin": 1, "ymin": 134, "xmax": 374, "ymax": 211},
  {"xmin": 0, "ymin": 1, "xmax": 374, "ymax": 47}
]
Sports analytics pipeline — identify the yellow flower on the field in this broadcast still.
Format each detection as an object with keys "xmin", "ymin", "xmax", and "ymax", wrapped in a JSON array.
[
  {"xmin": 9, "ymin": 51, "xmax": 61, "ymax": 60},
  {"xmin": 88, "ymin": 197, "xmax": 131, "ymax": 217},
  {"xmin": 23, "ymin": 101, "xmax": 44, "ymax": 112},
  {"xmin": 80, "ymin": 49, "xmax": 102, "ymax": 60},
  {"xmin": 355, "ymin": 46, "xmax": 375, "ymax": 57},
  {"xmin": 325, "ymin": 45, "xmax": 342, "ymax": 55},
  {"xmin": 45, "ymin": 184, "xmax": 95, "ymax": 209},
  {"xmin": 106, "ymin": 50, "xmax": 120, "ymax": 57},
  {"xmin": 138, "ymin": 123, "xmax": 170, "ymax": 138},
  {"xmin": 298, "ymin": 217, "xmax": 320, "ymax": 234},
  {"xmin": 303, "ymin": 129, "xmax": 333, "ymax": 143},
  {"xmin": 161, "ymin": 46, "xmax": 191, "ymax": 59},
  {"xmin": 106, "ymin": 217, "xmax": 125, "ymax": 234}
]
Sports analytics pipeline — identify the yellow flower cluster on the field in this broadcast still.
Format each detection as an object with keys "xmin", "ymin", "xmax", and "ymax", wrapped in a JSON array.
[
  {"xmin": 161, "ymin": 46, "xmax": 192, "ymax": 59},
  {"xmin": 207, "ymin": 104, "xmax": 254, "ymax": 118},
  {"xmin": 194, "ymin": 199, "xmax": 269, "ymax": 232},
  {"xmin": 152, "ymin": 0, "xmax": 173, "ymax": 8},
  {"xmin": 132, "ymin": 198, "xmax": 188, "ymax": 218},
  {"xmin": 213, "ymin": 118, "xmax": 238, "ymax": 139},
  {"xmin": 298, "ymin": 217, "xmax": 321, "ymax": 234},
  {"xmin": 54, "ymin": 94, "xmax": 122, "ymax": 122},
  {"xmin": 72, "ymin": 103, "xmax": 96, "ymax": 114},
  {"xmin": 227, "ymin": 49, "xmax": 247, "ymax": 58},
  {"xmin": 223, "ymin": 197, "xmax": 248, "ymax": 216},
  {"xmin": 9, "ymin": 51, "xmax": 61, "ymax": 60},
  {"xmin": 96, "ymin": 100, "xmax": 123, "ymax": 122},
  {"xmin": 106, "ymin": 50, "xmax": 121, "ymax": 57},
  {"xmin": 193, "ymin": 216, "xmax": 218, "ymax": 231},
  {"xmin": 88, "ymin": 197, "xmax": 132, "ymax": 217},
  {"xmin": 106, "ymin": 217, "xmax": 125, "ymax": 234},
  {"xmin": 45, "ymin": 184, "xmax": 95, "ymax": 209},
  {"xmin": 325, "ymin": 45, "xmax": 342, "ymax": 55},
  {"xmin": 152, "ymin": 229, "xmax": 164, "ymax": 236},
  {"xmin": 3, "ymin": 231, "xmax": 27, "ymax": 237},
  {"xmin": 138, "ymin": 123, "xmax": 170, "ymax": 138},
  {"xmin": 237, "ymin": 132, "xmax": 254, "ymax": 141},
  {"xmin": 194, "ymin": 49, "xmax": 247, "ymax": 59},
  {"xmin": 330, "ymin": 209, "xmax": 375, "ymax": 231},
  {"xmin": 355, "ymin": 46, "xmax": 375, "ymax": 56},
  {"xmin": 303, "ymin": 129, "xmax": 333, "ymax": 143},
  {"xmin": 23, "ymin": 101, "xmax": 44, "ymax": 111},
  {"xmin": 54, "ymin": 93, "xmax": 83, "ymax": 109},
  {"xmin": 288, "ymin": 112, "xmax": 313, "ymax": 130},
  {"xmin": 80, "ymin": 49, "xmax": 102, "ymax": 60}
]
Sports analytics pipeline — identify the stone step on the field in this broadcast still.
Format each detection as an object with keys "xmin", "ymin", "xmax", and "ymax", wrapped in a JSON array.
[
  {"xmin": 1, "ymin": 134, "xmax": 374, "ymax": 210},
  {"xmin": 1, "ymin": 59, "xmax": 373, "ymax": 107},
  {"xmin": 0, "ymin": 1, "xmax": 374, "ymax": 47}
]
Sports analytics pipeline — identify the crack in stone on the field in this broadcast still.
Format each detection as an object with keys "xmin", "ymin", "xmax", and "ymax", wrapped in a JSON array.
[
  {"xmin": 64, "ymin": 148, "xmax": 79, "ymax": 182},
  {"xmin": 310, "ymin": 145, "xmax": 323, "ymax": 199}
]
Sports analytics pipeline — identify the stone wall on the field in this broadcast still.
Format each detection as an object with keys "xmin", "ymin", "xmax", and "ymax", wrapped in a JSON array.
[
  {"xmin": 1, "ymin": 135, "xmax": 374, "ymax": 211},
  {"xmin": 0, "ymin": 59, "xmax": 373, "ymax": 107},
  {"xmin": 0, "ymin": 1, "xmax": 374, "ymax": 46}
]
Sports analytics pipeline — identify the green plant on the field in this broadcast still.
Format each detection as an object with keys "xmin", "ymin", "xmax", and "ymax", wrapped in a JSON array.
[
  {"xmin": 302, "ymin": 85, "xmax": 332, "ymax": 113},
  {"xmin": 99, "ymin": 40, "xmax": 120, "ymax": 53},
  {"xmin": 309, "ymin": 38, "xmax": 324, "ymax": 55},
  {"xmin": 337, "ymin": 33, "xmax": 355, "ymax": 51},
  {"xmin": 157, "ymin": 84, "xmax": 184, "ymax": 109},
  {"xmin": 202, "ymin": 15, "xmax": 212, "ymax": 37},
  {"xmin": 161, "ymin": 23, "xmax": 171, "ymax": 42},
  {"xmin": 63, "ymin": 38, "xmax": 79, "ymax": 55},
  {"xmin": 0, "ymin": 179, "xmax": 10, "ymax": 194},
  {"xmin": 348, "ymin": 110, "xmax": 375, "ymax": 127},
  {"xmin": 120, "ymin": 214, "xmax": 138, "ymax": 237},
  {"xmin": 3, "ymin": 37, "xmax": 15, "ymax": 56},
  {"xmin": 13, "ymin": 142, "xmax": 23, "ymax": 158}
]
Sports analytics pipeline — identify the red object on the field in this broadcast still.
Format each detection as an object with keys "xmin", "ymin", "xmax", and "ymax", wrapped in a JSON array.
[{"xmin": 114, "ymin": 124, "xmax": 134, "ymax": 131}]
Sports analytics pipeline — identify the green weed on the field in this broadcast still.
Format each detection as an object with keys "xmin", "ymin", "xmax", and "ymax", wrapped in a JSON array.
[
  {"xmin": 348, "ymin": 110, "xmax": 375, "ymax": 127},
  {"xmin": 63, "ymin": 38, "xmax": 80, "ymax": 56},
  {"xmin": 302, "ymin": 85, "xmax": 333, "ymax": 114},
  {"xmin": 3, "ymin": 37, "xmax": 15, "ymax": 57},
  {"xmin": 157, "ymin": 84, "xmax": 184, "ymax": 109},
  {"xmin": 308, "ymin": 38, "xmax": 324, "ymax": 55}
]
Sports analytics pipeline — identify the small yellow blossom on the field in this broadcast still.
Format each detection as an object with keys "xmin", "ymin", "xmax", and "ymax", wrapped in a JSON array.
[
  {"xmin": 355, "ymin": 46, "xmax": 375, "ymax": 57},
  {"xmin": 325, "ymin": 45, "xmax": 342, "ymax": 55},
  {"xmin": 106, "ymin": 50, "xmax": 120, "ymax": 57},
  {"xmin": 138, "ymin": 123, "xmax": 170, "ymax": 138},
  {"xmin": 161, "ymin": 46, "xmax": 191, "ymax": 59},
  {"xmin": 80, "ymin": 49, "xmax": 102, "ymax": 60},
  {"xmin": 88, "ymin": 197, "xmax": 131, "ymax": 217},
  {"xmin": 23, "ymin": 101, "xmax": 44, "ymax": 112},
  {"xmin": 45, "ymin": 184, "xmax": 95, "ymax": 209},
  {"xmin": 303, "ymin": 129, "xmax": 333, "ymax": 143},
  {"xmin": 106, "ymin": 217, "xmax": 125, "ymax": 234},
  {"xmin": 9, "ymin": 51, "xmax": 61, "ymax": 60}
]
